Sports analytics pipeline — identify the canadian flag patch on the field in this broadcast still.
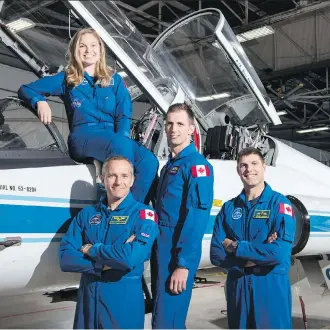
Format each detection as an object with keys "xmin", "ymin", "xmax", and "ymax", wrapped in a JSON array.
[
  {"xmin": 191, "ymin": 165, "xmax": 210, "ymax": 178},
  {"xmin": 140, "ymin": 209, "xmax": 158, "ymax": 223},
  {"xmin": 279, "ymin": 203, "xmax": 294, "ymax": 217}
]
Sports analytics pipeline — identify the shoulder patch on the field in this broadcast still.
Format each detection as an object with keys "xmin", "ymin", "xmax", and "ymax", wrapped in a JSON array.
[
  {"xmin": 279, "ymin": 203, "xmax": 294, "ymax": 217},
  {"xmin": 140, "ymin": 209, "xmax": 158, "ymax": 223},
  {"xmin": 89, "ymin": 214, "xmax": 102, "ymax": 225},
  {"xmin": 191, "ymin": 165, "xmax": 210, "ymax": 178}
]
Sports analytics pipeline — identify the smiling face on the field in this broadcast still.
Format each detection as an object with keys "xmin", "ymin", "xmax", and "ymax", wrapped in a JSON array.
[
  {"xmin": 77, "ymin": 32, "xmax": 101, "ymax": 69},
  {"xmin": 101, "ymin": 159, "xmax": 134, "ymax": 203},
  {"xmin": 237, "ymin": 153, "xmax": 266, "ymax": 190}
]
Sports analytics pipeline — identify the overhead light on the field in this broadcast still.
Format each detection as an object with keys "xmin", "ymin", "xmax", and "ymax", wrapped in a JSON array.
[
  {"xmin": 236, "ymin": 26, "xmax": 274, "ymax": 43},
  {"xmin": 296, "ymin": 126, "xmax": 330, "ymax": 134},
  {"xmin": 196, "ymin": 93, "xmax": 230, "ymax": 102},
  {"xmin": 277, "ymin": 110, "xmax": 287, "ymax": 116},
  {"xmin": 6, "ymin": 18, "xmax": 36, "ymax": 32}
]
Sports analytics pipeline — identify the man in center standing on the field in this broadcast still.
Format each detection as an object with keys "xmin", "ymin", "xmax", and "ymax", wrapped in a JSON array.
[{"xmin": 152, "ymin": 103, "xmax": 214, "ymax": 329}]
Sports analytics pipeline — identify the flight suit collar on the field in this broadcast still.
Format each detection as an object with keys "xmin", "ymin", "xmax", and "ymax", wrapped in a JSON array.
[
  {"xmin": 83, "ymin": 71, "xmax": 97, "ymax": 86},
  {"xmin": 168, "ymin": 142, "xmax": 197, "ymax": 162},
  {"xmin": 238, "ymin": 182, "xmax": 273, "ymax": 204},
  {"xmin": 97, "ymin": 192, "xmax": 136, "ymax": 213}
]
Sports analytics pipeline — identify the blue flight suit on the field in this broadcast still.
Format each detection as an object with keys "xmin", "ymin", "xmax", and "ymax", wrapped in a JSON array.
[
  {"xmin": 18, "ymin": 72, "xmax": 158, "ymax": 203},
  {"xmin": 59, "ymin": 193, "xmax": 159, "ymax": 329},
  {"xmin": 152, "ymin": 143, "xmax": 214, "ymax": 329},
  {"xmin": 210, "ymin": 183, "xmax": 296, "ymax": 329}
]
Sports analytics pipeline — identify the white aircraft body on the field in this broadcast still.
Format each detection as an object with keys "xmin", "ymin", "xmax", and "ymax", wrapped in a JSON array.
[{"xmin": 0, "ymin": 0, "xmax": 330, "ymax": 298}]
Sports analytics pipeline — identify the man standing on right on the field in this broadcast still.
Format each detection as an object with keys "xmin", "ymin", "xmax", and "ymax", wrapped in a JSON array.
[
  {"xmin": 152, "ymin": 103, "xmax": 214, "ymax": 329},
  {"xmin": 210, "ymin": 147, "xmax": 296, "ymax": 329}
]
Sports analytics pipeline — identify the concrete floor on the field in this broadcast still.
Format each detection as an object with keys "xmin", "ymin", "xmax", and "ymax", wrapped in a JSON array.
[{"xmin": 1, "ymin": 268, "xmax": 330, "ymax": 329}]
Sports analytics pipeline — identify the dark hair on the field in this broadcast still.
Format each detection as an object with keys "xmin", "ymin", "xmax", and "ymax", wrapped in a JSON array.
[
  {"xmin": 102, "ymin": 155, "xmax": 134, "ymax": 176},
  {"xmin": 237, "ymin": 147, "xmax": 264, "ymax": 163},
  {"xmin": 167, "ymin": 103, "xmax": 195, "ymax": 123}
]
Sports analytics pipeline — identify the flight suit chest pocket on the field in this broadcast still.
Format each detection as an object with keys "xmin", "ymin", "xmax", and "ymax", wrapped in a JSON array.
[
  {"xmin": 249, "ymin": 209, "xmax": 272, "ymax": 242},
  {"xmin": 100, "ymin": 89, "xmax": 116, "ymax": 115},
  {"xmin": 224, "ymin": 207, "xmax": 244, "ymax": 240},
  {"xmin": 161, "ymin": 167, "xmax": 184, "ymax": 199},
  {"xmin": 82, "ymin": 214, "xmax": 104, "ymax": 244},
  {"xmin": 106, "ymin": 215, "xmax": 132, "ymax": 244}
]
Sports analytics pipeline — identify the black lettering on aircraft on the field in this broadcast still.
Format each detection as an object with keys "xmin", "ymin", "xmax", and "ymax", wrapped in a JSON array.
[{"xmin": 0, "ymin": 185, "xmax": 36, "ymax": 193}]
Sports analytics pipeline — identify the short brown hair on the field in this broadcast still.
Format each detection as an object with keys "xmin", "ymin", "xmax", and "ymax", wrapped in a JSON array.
[
  {"xmin": 237, "ymin": 147, "xmax": 264, "ymax": 163},
  {"xmin": 167, "ymin": 103, "xmax": 195, "ymax": 123},
  {"xmin": 102, "ymin": 156, "xmax": 134, "ymax": 176}
]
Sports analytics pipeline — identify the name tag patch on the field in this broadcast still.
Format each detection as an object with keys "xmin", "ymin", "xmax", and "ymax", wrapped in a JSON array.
[
  {"xmin": 109, "ymin": 216, "xmax": 129, "ymax": 225},
  {"xmin": 169, "ymin": 166, "xmax": 180, "ymax": 175},
  {"xmin": 89, "ymin": 214, "xmax": 102, "ymax": 225},
  {"xmin": 253, "ymin": 210, "xmax": 270, "ymax": 219}
]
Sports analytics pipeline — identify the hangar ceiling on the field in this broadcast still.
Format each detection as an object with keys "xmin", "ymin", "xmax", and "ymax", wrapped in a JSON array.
[
  {"xmin": 115, "ymin": 0, "xmax": 330, "ymax": 153},
  {"xmin": 1, "ymin": 0, "xmax": 330, "ymax": 154}
]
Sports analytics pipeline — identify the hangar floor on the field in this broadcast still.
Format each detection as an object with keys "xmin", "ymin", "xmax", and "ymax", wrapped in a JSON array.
[{"xmin": 0, "ymin": 268, "xmax": 330, "ymax": 329}]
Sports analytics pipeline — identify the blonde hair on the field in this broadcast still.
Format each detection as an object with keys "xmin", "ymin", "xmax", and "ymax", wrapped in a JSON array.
[{"xmin": 65, "ymin": 28, "xmax": 113, "ymax": 87}]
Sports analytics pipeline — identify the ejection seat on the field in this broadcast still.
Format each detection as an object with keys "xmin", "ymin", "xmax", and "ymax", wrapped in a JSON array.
[{"xmin": 204, "ymin": 125, "xmax": 237, "ymax": 159}]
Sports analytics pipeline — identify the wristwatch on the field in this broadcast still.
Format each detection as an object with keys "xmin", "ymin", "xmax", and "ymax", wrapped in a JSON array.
[{"xmin": 80, "ymin": 244, "xmax": 92, "ymax": 253}]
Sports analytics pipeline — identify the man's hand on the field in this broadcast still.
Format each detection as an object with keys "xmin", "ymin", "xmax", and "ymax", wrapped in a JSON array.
[
  {"xmin": 244, "ymin": 260, "xmax": 256, "ymax": 267},
  {"xmin": 81, "ymin": 244, "xmax": 92, "ymax": 256},
  {"xmin": 125, "ymin": 234, "xmax": 136, "ymax": 243},
  {"xmin": 267, "ymin": 232, "xmax": 277, "ymax": 243},
  {"xmin": 222, "ymin": 238, "xmax": 236, "ymax": 253},
  {"xmin": 222, "ymin": 238, "xmax": 233, "ymax": 249},
  {"xmin": 244, "ymin": 233, "xmax": 278, "ymax": 268},
  {"xmin": 103, "ymin": 265, "xmax": 112, "ymax": 271},
  {"xmin": 169, "ymin": 268, "xmax": 189, "ymax": 294}
]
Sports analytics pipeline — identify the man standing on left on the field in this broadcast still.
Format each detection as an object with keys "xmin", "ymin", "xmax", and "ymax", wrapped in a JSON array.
[{"xmin": 59, "ymin": 156, "xmax": 159, "ymax": 329}]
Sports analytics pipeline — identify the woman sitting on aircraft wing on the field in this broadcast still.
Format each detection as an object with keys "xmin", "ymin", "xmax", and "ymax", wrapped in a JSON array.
[{"xmin": 18, "ymin": 28, "xmax": 158, "ymax": 204}]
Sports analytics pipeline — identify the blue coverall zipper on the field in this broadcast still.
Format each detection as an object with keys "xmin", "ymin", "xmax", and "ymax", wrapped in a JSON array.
[
  {"xmin": 95, "ymin": 208, "xmax": 113, "ymax": 329},
  {"xmin": 156, "ymin": 158, "xmax": 175, "ymax": 210}
]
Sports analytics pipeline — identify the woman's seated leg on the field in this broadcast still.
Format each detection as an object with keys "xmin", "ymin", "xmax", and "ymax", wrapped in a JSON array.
[{"xmin": 131, "ymin": 142, "xmax": 159, "ymax": 204}]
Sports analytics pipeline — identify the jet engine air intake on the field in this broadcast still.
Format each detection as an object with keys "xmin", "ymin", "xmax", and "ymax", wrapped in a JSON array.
[{"xmin": 287, "ymin": 195, "xmax": 310, "ymax": 255}]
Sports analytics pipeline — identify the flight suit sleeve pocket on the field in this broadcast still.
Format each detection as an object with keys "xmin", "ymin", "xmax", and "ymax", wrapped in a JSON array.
[
  {"xmin": 135, "ymin": 232, "xmax": 150, "ymax": 244},
  {"xmin": 191, "ymin": 180, "xmax": 213, "ymax": 209},
  {"xmin": 135, "ymin": 222, "xmax": 156, "ymax": 244},
  {"xmin": 283, "ymin": 215, "xmax": 296, "ymax": 243}
]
